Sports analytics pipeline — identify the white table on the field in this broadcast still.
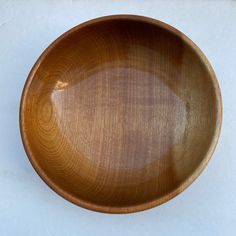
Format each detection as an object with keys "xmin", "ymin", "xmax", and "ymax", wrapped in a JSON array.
[{"xmin": 0, "ymin": 1, "xmax": 235, "ymax": 235}]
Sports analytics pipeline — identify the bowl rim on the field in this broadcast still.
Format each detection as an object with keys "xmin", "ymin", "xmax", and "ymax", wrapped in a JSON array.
[{"xmin": 19, "ymin": 14, "xmax": 222, "ymax": 214}]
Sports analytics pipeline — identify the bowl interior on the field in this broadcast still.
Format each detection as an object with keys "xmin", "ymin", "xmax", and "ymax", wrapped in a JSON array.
[{"xmin": 21, "ymin": 17, "xmax": 220, "ymax": 212}]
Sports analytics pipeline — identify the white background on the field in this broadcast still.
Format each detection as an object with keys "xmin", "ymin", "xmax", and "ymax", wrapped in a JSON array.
[{"xmin": 0, "ymin": 0, "xmax": 235, "ymax": 235}]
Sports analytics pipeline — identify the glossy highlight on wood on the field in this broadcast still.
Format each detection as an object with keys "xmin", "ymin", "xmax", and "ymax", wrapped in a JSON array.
[{"xmin": 20, "ymin": 15, "xmax": 222, "ymax": 213}]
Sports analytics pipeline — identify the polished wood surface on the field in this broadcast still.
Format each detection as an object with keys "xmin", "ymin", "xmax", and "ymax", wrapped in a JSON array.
[{"xmin": 20, "ymin": 15, "xmax": 222, "ymax": 213}]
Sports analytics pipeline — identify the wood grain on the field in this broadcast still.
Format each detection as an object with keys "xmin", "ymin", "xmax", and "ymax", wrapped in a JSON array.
[{"xmin": 20, "ymin": 15, "xmax": 222, "ymax": 213}]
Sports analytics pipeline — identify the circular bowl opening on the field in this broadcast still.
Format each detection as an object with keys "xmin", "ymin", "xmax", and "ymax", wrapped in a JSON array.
[{"xmin": 20, "ymin": 15, "xmax": 222, "ymax": 213}]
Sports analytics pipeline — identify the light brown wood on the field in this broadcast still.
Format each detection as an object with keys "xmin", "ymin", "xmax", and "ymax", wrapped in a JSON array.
[{"xmin": 20, "ymin": 15, "xmax": 222, "ymax": 213}]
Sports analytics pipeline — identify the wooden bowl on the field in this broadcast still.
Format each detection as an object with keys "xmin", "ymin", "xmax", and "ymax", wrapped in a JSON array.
[{"xmin": 20, "ymin": 15, "xmax": 222, "ymax": 213}]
